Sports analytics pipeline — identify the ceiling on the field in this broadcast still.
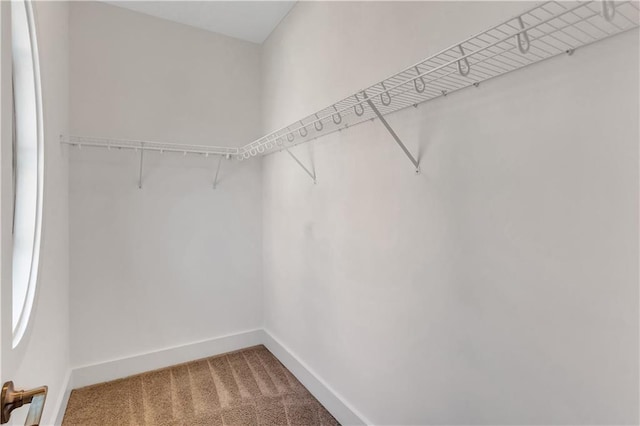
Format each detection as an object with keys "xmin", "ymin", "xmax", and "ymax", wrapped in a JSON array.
[{"xmin": 103, "ymin": 1, "xmax": 296, "ymax": 44}]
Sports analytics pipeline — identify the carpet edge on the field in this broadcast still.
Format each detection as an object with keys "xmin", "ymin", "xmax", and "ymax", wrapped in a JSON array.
[{"xmin": 262, "ymin": 329, "xmax": 371, "ymax": 426}]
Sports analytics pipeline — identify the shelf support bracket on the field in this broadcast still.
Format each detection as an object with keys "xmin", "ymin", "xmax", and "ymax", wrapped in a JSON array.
[
  {"xmin": 213, "ymin": 155, "xmax": 223, "ymax": 189},
  {"xmin": 363, "ymin": 92, "xmax": 420, "ymax": 173},
  {"xmin": 138, "ymin": 143, "xmax": 144, "ymax": 189},
  {"xmin": 285, "ymin": 148, "xmax": 316, "ymax": 184}
]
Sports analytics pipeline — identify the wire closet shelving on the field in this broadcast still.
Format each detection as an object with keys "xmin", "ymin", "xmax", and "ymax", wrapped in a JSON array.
[
  {"xmin": 62, "ymin": 135, "xmax": 239, "ymax": 157},
  {"xmin": 235, "ymin": 0, "xmax": 639, "ymax": 163},
  {"xmin": 63, "ymin": 0, "xmax": 639, "ymax": 179}
]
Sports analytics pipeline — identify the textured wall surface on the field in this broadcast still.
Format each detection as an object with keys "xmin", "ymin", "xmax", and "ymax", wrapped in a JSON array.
[
  {"xmin": 261, "ymin": 2, "xmax": 639, "ymax": 424},
  {"xmin": 69, "ymin": 2, "xmax": 263, "ymax": 368}
]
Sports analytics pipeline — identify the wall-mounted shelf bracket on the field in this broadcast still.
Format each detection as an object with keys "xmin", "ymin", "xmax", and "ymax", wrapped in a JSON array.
[
  {"xmin": 213, "ymin": 155, "xmax": 223, "ymax": 189},
  {"xmin": 363, "ymin": 92, "xmax": 420, "ymax": 174},
  {"xmin": 138, "ymin": 143, "xmax": 144, "ymax": 189},
  {"xmin": 285, "ymin": 148, "xmax": 316, "ymax": 184}
]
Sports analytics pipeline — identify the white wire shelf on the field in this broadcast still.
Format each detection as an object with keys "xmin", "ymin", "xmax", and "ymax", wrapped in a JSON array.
[
  {"xmin": 61, "ymin": 135, "xmax": 239, "ymax": 157},
  {"xmin": 237, "ymin": 0, "xmax": 639, "ymax": 159},
  {"xmin": 61, "ymin": 135, "xmax": 237, "ymax": 189},
  {"xmin": 64, "ymin": 1, "xmax": 639, "ymax": 165}
]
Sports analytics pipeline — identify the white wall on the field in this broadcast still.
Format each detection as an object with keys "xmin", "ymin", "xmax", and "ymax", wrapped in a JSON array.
[
  {"xmin": 1, "ymin": 1, "xmax": 70, "ymax": 424},
  {"xmin": 68, "ymin": 2, "xmax": 263, "ymax": 368},
  {"xmin": 261, "ymin": 2, "xmax": 639, "ymax": 425}
]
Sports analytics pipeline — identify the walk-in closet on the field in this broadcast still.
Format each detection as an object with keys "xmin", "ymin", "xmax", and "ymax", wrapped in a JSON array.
[{"xmin": 0, "ymin": 1, "xmax": 638, "ymax": 425}]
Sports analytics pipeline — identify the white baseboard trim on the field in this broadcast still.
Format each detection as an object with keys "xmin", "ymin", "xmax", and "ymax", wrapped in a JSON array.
[
  {"xmin": 63, "ymin": 328, "xmax": 369, "ymax": 426},
  {"xmin": 263, "ymin": 329, "xmax": 371, "ymax": 426},
  {"xmin": 71, "ymin": 328, "xmax": 263, "ymax": 389},
  {"xmin": 51, "ymin": 369, "xmax": 72, "ymax": 426}
]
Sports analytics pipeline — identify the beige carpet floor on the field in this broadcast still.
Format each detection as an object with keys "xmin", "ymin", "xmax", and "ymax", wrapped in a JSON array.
[{"xmin": 63, "ymin": 345, "xmax": 339, "ymax": 426}]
